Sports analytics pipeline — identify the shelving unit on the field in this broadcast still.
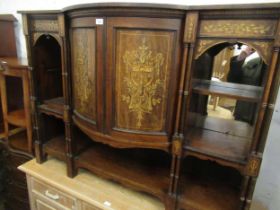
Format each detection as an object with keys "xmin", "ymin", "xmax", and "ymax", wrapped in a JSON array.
[
  {"xmin": 0, "ymin": 57, "xmax": 32, "ymax": 153},
  {"xmin": 75, "ymin": 142, "xmax": 171, "ymax": 201}
]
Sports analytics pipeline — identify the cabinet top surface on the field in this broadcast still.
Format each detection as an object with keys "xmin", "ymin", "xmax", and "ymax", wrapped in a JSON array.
[
  {"xmin": 18, "ymin": 158, "xmax": 165, "ymax": 210},
  {"xmin": 17, "ymin": 2, "xmax": 280, "ymax": 13},
  {"xmin": 0, "ymin": 57, "xmax": 28, "ymax": 69}
]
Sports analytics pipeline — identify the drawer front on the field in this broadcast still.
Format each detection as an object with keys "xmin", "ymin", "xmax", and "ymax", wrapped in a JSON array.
[
  {"xmin": 31, "ymin": 177, "xmax": 77, "ymax": 209},
  {"xmin": 32, "ymin": 193, "xmax": 68, "ymax": 210},
  {"xmin": 82, "ymin": 202, "xmax": 103, "ymax": 210}
]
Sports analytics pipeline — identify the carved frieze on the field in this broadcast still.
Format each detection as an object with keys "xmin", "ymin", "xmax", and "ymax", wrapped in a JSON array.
[
  {"xmin": 31, "ymin": 19, "xmax": 59, "ymax": 32},
  {"xmin": 199, "ymin": 20, "xmax": 277, "ymax": 38}
]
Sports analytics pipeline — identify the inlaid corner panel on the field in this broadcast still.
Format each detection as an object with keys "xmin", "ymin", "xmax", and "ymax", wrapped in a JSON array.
[
  {"xmin": 71, "ymin": 28, "xmax": 97, "ymax": 124},
  {"xmin": 106, "ymin": 17, "xmax": 182, "ymax": 146}
]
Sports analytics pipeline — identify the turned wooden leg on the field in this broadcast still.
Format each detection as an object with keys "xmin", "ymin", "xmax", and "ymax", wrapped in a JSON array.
[
  {"xmin": 244, "ymin": 177, "xmax": 257, "ymax": 210},
  {"xmin": 165, "ymin": 193, "xmax": 177, "ymax": 210},
  {"xmin": 239, "ymin": 175, "xmax": 250, "ymax": 210}
]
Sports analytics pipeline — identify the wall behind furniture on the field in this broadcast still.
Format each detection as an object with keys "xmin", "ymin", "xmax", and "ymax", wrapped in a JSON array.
[{"xmin": 0, "ymin": 0, "xmax": 280, "ymax": 209}]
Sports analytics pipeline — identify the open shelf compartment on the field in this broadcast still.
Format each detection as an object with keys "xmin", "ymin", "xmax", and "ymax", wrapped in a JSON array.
[
  {"xmin": 178, "ymin": 157, "xmax": 241, "ymax": 210},
  {"xmin": 75, "ymin": 141, "xmax": 171, "ymax": 201}
]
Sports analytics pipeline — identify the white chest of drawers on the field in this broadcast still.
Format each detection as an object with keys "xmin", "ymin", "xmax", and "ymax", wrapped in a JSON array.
[{"xmin": 18, "ymin": 159, "xmax": 164, "ymax": 210}]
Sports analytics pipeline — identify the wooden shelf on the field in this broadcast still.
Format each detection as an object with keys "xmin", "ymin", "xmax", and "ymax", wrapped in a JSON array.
[
  {"xmin": 76, "ymin": 144, "xmax": 170, "ymax": 201},
  {"xmin": 39, "ymin": 97, "xmax": 64, "ymax": 119},
  {"xmin": 44, "ymin": 134, "xmax": 90, "ymax": 162},
  {"xmin": 178, "ymin": 173, "xmax": 240, "ymax": 210},
  {"xmin": 192, "ymin": 79, "xmax": 263, "ymax": 102},
  {"xmin": 44, "ymin": 135, "xmax": 66, "ymax": 161},
  {"xmin": 187, "ymin": 112, "xmax": 254, "ymax": 139},
  {"xmin": 8, "ymin": 130, "xmax": 29, "ymax": 152},
  {"xmin": 7, "ymin": 109, "xmax": 26, "ymax": 127},
  {"xmin": 184, "ymin": 127, "xmax": 251, "ymax": 165}
]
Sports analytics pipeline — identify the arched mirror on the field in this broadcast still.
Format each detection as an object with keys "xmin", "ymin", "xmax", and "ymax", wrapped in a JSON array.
[
  {"xmin": 33, "ymin": 34, "xmax": 62, "ymax": 102},
  {"xmin": 186, "ymin": 42, "xmax": 267, "ymax": 147}
]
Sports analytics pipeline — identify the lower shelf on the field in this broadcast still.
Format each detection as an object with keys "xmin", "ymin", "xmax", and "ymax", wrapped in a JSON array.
[
  {"xmin": 8, "ymin": 129, "xmax": 29, "ymax": 153},
  {"xmin": 43, "ymin": 134, "xmax": 90, "ymax": 162},
  {"xmin": 44, "ymin": 135, "xmax": 66, "ymax": 161},
  {"xmin": 178, "ymin": 157, "xmax": 241, "ymax": 210},
  {"xmin": 178, "ymin": 176, "xmax": 240, "ymax": 210},
  {"xmin": 75, "ymin": 143, "xmax": 170, "ymax": 201}
]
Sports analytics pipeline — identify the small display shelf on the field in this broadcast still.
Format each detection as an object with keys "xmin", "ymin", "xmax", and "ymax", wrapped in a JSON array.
[
  {"xmin": 178, "ymin": 157, "xmax": 241, "ymax": 210},
  {"xmin": 192, "ymin": 79, "xmax": 263, "ymax": 102},
  {"xmin": 7, "ymin": 109, "xmax": 26, "ymax": 127},
  {"xmin": 43, "ymin": 133, "xmax": 90, "ymax": 162},
  {"xmin": 75, "ymin": 143, "xmax": 171, "ymax": 201},
  {"xmin": 38, "ymin": 97, "xmax": 64, "ymax": 119}
]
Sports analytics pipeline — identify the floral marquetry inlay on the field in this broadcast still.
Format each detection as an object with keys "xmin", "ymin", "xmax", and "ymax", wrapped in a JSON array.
[
  {"xmin": 122, "ymin": 38, "xmax": 164, "ymax": 128},
  {"xmin": 199, "ymin": 20, "xmax": 277, "ymax": 38},
  {"xmin": 116, "ymin": 31, "xmax": 173, "ymax": 131},
  {"xmin": 72, "ymin": 29, "xmax": 96, "ymax": 121}
]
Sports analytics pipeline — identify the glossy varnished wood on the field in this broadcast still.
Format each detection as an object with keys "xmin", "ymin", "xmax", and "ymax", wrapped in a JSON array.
[
  {"xmin": 0, "ymin": 57, "xmax": 32, "ymax": 153},
  {"xmin": 19, "ymin": 4, "xmax": 280, "ymax": 210},
  {"xmin": 105, "ymin": 16, "xmax": 183, "ymax": 150}
]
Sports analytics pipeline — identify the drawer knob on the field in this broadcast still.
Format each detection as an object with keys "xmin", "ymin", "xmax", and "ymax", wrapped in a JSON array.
[{"xmin": 45, "ymin": 190, "xmax": 60, "ymax": 200}]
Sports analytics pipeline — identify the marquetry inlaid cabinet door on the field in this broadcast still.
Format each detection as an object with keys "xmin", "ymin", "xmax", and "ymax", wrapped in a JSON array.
[
  {"xmin": 70, "ymin": 17, "xmax": 105, "ymax": 132},
  {"xmin": 106, "ymin": 17, "xmax": 183, "ymax": 150}
]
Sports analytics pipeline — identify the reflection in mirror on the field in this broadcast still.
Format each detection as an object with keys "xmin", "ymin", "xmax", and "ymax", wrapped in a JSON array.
[{"xmin": 190, "ymin": 43, "xmax": 267, "ymax": 138}]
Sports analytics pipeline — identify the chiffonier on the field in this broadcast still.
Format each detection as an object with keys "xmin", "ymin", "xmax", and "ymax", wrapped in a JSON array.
[{"xmin": 19, "ymin": 3, "xmax": 280, "ymax": 210}]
